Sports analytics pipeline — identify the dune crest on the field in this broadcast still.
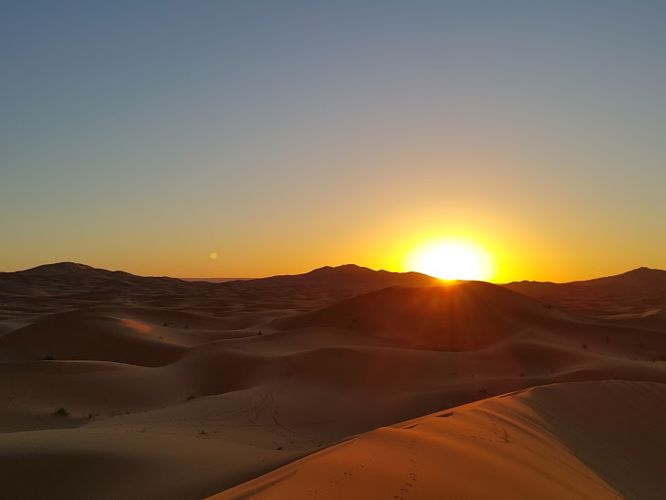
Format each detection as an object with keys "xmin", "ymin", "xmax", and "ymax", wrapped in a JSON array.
[{"xmin": 214, "ymin": 380, "xmax": 666, "ymax": 500}]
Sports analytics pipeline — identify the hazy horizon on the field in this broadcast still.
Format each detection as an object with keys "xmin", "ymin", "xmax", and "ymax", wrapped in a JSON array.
[{"xmin": 3, "ymin": 1, "xmax": 665, "ymax": 281}]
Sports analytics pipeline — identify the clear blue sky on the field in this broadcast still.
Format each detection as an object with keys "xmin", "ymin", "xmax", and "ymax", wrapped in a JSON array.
[{"xmin": 2, "ymin": 1, "xmax": 665, "ymax": 279}]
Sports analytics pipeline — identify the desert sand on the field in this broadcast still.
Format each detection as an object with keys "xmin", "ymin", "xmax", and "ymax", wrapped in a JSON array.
[
  {"xmin": 0, "ymin": 263, "xmax": 665, "ymax": 499},
  {"xmin": 215, "ymin": 380, "xmax": 666, "ymax": 500}
]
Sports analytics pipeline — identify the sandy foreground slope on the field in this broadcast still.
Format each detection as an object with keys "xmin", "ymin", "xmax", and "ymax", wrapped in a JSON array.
[
  {"xmin": 0, "ymin": 264, "xmax": 665, "ymax": 498},
  {"xmin": 213, "ymin": 380, "xmax": 666, "ymax": 500}
]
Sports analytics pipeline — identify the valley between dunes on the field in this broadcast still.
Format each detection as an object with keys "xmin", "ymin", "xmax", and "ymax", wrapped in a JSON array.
[{"xmin": 0, "ymin": 263, "xmax": 665, "ymax": 499}]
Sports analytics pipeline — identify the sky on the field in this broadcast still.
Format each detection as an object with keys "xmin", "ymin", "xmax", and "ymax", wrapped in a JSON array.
[{"xmin": 2, "ymin": 1, "xmax": 665, "ymax": 281}]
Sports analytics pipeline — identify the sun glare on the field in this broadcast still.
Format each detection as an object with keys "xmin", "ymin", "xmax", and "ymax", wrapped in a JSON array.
[{"xmin": 407, "ymin": 239, "xmax": 495, "ymax": 281}]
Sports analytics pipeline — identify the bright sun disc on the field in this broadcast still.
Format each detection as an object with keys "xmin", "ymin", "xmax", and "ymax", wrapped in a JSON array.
[{"xmin": 407, "ymin": 239, "xmax": 495, "ymax": 281}]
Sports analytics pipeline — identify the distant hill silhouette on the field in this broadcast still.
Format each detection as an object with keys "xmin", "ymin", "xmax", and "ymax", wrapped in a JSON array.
[
  {"xmin": 0, "ymin": 263, "xmax": 439, "ymax": 313},
  {"xmin": 505, "ymin": 267, "xmax": 666, "ymax": 316},
  {"xmin": 4, "ymin": 262, "xmax": 665, "ymax": 320},
  {"xmin": 231, "ymin": 264, "xmax": 439, "ymax": 291},
  {"xmin": 0, "ymin": 262, "xmax": 192, "ymax": 298}
]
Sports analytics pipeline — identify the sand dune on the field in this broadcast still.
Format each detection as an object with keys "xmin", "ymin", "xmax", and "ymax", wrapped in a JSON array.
[
  {"xmin": 273, "ymin": 282, "xmax": 571, "ymax": 350},
  {"xmin": 0, "ymin": 429, "xmax": 301, "ymax": 500},
  {"xmin": 0, "ymin": 310, "xmax": 185, "ymax": 366},
  {"xmin": 0, "ymin": 263, "xmax": 664, "ymax": 498},
  {"xmin": 214, "ymin": 380, "xmax": 666, "ymax": 500}
]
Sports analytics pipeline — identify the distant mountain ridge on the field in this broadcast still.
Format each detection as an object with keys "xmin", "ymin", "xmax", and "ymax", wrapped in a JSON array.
[
  {"xmin": 231, "ymin": 264, "xmax": 439, "ymax": 291},
  {"xmin": 0, "ymin": 263, "xmax": 438, "ymax": 311},
  {"xmin": 0, "ymin": 262, "xmax": 192, "ymax": 298},
  {"xmin": 506, "ymin": 267, "xmax": 666, "ymax": 287},
  {"xmin": 3, "ymin": 262, "xmax": 665, "ymax": 317},
  {"xmin": 505, "ymin": 267, "xmax": 666, "ymax": 316},
  {"xmin": 4, "ymin": 261, "xmax": 182, "ymax": 281},
  {"xmin": 1, "ymin": 262, "xmax": 436, "ymax": 287}
]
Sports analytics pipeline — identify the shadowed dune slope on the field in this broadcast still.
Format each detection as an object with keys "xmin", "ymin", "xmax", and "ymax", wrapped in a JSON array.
[
  {"xmin": 0, "ymin": 429, "xmax": 301, "ymax": 500},
  {"xmin": 273, "ymin": 282, "xmax": 569, "ymax": 350},
  {"xmin": 0, "ymin": 310, "xmax": 185, "ymax": 366},
  {"xmin": 213, "ymin": 380, "xmax": 666, "ymax": 500}
]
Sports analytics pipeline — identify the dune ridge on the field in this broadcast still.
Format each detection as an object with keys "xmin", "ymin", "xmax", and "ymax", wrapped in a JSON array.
[{"xmin": 214, "ymin": 380, "xmax": 666, "ymax": 500}]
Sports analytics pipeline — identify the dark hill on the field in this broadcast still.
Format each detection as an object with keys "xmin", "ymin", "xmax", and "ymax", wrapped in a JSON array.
[
  {"xmin": 273, "ymin": 281, "xmax": 566, "ymax": 351},
  {"xmin": 505, "ymin": 267, "xmax": 666, "ymax": 316}
]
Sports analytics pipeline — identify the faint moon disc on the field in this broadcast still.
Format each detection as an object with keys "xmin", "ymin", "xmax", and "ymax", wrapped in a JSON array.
[{"xmin": 209, "ymin": 252, "xmax": 218, "ymax": 260}]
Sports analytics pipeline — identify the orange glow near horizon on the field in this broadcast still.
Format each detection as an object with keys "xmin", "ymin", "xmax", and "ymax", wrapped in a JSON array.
[{"xmin": 405, "ymin": 238, "xmax": 496, "ymax": 282}]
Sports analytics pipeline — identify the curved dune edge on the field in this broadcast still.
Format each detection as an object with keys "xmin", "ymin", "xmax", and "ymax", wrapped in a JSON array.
[{"xmin": 211, "ymin": 380, "xmax": 666, "ymax": 500}]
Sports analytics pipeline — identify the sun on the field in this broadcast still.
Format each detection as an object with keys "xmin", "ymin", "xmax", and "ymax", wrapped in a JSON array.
[{"xmin": 406, "ymin": 238, "xmax": 495, "ymax": 281}]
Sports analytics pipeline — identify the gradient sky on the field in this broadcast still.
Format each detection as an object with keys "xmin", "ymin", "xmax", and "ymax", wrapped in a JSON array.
[{"xmin": 2, "ymin": 1, "xmax": 665, "ymax": 281}]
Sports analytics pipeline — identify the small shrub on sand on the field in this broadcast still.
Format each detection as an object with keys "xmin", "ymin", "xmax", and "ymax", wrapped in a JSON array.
[{"xmin": 54, "ymin": 407, "xmax": 69, "ymax": 417}]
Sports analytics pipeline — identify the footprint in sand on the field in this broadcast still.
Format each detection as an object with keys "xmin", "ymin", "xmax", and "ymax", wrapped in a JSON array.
[{"xmin": 393, "ymin": 436, "xmax": 419, "ymax": 499}]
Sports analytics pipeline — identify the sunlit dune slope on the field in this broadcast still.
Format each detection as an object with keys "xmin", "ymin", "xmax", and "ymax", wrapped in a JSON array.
[
  {"xmin": 213, "ymin": 380, "xmax": 666, "ymax": 500},
  {"xmin": 273, "ymin": 282, "xmax": 569, "ymax": 350}
]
